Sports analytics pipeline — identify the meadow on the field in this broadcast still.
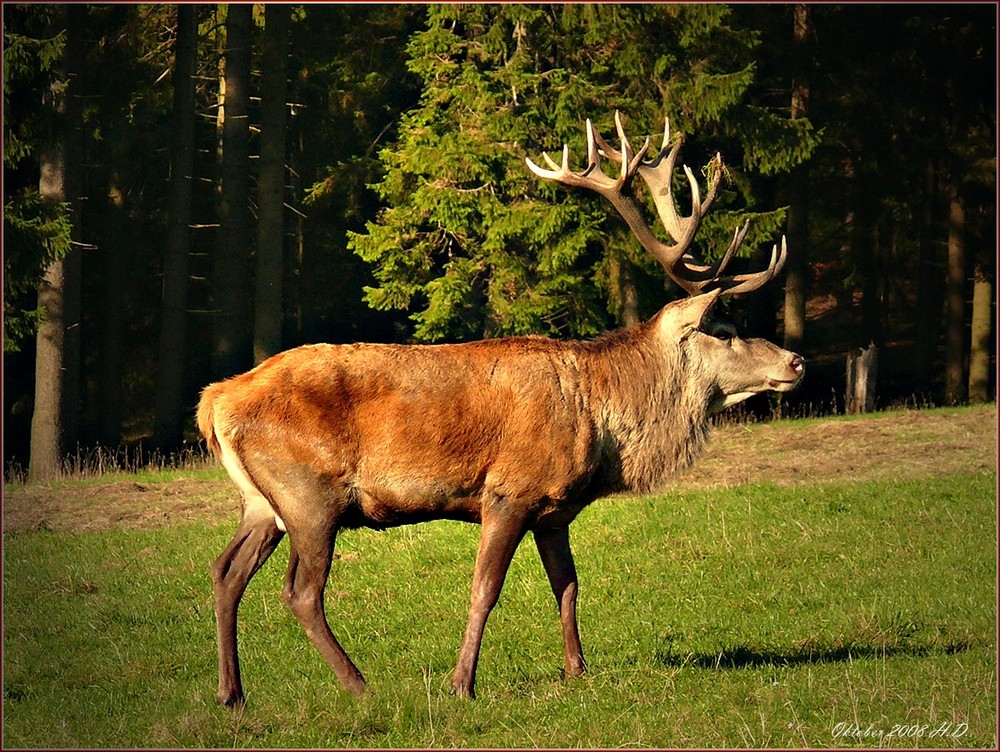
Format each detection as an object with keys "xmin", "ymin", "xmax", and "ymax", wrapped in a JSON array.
[{"xmin": 2, "ymin": 405, "xmax": 996, "ymax": 748}]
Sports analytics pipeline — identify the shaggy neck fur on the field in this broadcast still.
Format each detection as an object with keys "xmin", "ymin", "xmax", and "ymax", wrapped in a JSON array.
[{"xmin": 577, "ymin": 320, "xmax": 713, "ymax": 495}]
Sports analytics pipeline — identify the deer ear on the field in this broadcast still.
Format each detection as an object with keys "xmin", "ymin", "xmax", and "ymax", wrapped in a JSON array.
[{"xmin": 658, "ymin": 289, "xmax": 723, "ymax": 342}]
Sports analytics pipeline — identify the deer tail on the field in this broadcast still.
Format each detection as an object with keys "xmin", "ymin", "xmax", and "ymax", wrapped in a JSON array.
[{"xmin": 196, "ymin": 383, "xmax": 225, "ymax": 458}]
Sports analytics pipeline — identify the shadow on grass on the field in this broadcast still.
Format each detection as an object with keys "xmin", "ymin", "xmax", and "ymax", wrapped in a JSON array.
[{"xmin": 655, "ymin": 638, "xmax": 975, "ymax": 670}]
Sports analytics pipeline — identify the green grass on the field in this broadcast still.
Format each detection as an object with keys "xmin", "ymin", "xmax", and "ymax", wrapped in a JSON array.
[{"xmin": 3, "ymin": 471, "xmax": 996, "ymax": 748}]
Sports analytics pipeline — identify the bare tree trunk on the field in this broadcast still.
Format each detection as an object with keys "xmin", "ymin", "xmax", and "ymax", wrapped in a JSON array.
[
  {"xmin": 253, "ymin": 3, "xmax": 291, "ymax": 364},
  {"xmin": 968, "ymin": 263, "xmax": 993, "ymax": 403},
  {"xmin": 154, "ymin": 4, "xmax": 199, "ymax": 448},
  {"xmin": 944, "ymin": 175, "xmax": 966, "ymax": 404},
  {"xmin": 860, "ymin": 226, "xmax": 883, "ymax": 347},
  {"xmin": 30, "ymin": 227, "xmax": 68, "ymax": 480},
  {"xmin": 289, "ymin": 120, "xmax": 306, "ymax": 340},
  {"xmin": 98, "ymin": 179, "xmax": 126, "ymax": 447},
  {"xmin": 914, "ymin": 157, "xmax": 939, "ymax": 394},
  {"xmin": 846, "ymin": 344, "xmax": 879, "ymax": 414},
  {"xmin": 212, "ymin": 3, "xmax": 253, "ymax": 379},
  {"xmin": 783, "ymin": 2, "xmax": 810, "ymax": 352},
  {"xmin": 855, "ymin": 200, "xmax": 884, "ymax": 348},
  {"xmin": 29, "ymin": 5, "xmax": 83, "ymax": 481}
]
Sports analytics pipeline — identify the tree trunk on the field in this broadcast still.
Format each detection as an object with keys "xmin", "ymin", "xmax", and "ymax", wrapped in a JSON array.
[
  {"xmin": 609, "ymin": 246, "xmax": 640, "ymax": 328},
  {"xmin": 846, "ymin": 343, "xmax": 879, "ymax": 414},
  {"xmin": 944, "ymin": 175, "xmax": 966, "ymax": 404},
  {"xmin": 154, "ymin": 3, "xmax": 199, "ymax": 448},
  {"xmin": 860, "ymin": 224, "xmax": 883, "ymax": 347},
  {"xmin": 783, "ymin": 2, "xmax": 810, "ymax": 352},
  {"xmin": 212, "ymin": 3, "xmax": 253, "ymax": 379},
  {"xmin": 854, "ymin": 199, "xmax": 884, "ymax": 348},
  {"xmin": 98, "ymin": 179, "xmax": 126, "ymax": 447},
  {"xmin": 253, "ymin": 3, "xmax": 291, "ymax": 364},
  {"xmin": 62, "ymin": 4, "xmax": 85, "ymax": 455},
  {"xmin": 968, "ymin": 263, "xmax": 992, "ymax": 403},
  {"xmin": 914, "ymin": 157, "xmax": 940, "ymax": 395},
  {"xmin": 30, "ymin": 225, "xmax": 68, "ymax": 480},
  {"xmin": 29, "ymin": 5, "xmax": 83, "ymax": 481}
]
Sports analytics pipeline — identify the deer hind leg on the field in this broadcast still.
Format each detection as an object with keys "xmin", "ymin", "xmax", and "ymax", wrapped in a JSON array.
[
  {"xmin": 212, "ymin": 504, "xmax": 284, "ymax": 707},
  {"xmin": 451, "ymin": 506, "xmax": 528, "ymax": 699},
  {"xmin": 533, "ymin": 526, "xmax": 586, "ymax": 678},
  {"xmin": 281, "ymin": 523, "xmax": 366, "ymax": 695}
]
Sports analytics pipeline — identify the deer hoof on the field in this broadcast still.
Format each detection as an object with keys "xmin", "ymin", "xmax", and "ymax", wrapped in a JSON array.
[
  {"xmin": 449, "ymin": 683, "xmax": 476, "ymax": 700},
  {"xmin": 217, "ymin": 690, "xmax": 246, "ymax": 708}
]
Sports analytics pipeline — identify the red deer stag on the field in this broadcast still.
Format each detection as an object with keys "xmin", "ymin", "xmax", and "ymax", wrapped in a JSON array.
[{"xmin": 198, "ymin": 111, "xmax": 804, "ymax": 705}]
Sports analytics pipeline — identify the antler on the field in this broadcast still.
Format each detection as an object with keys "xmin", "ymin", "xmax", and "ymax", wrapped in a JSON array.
[{"xmin": 525, "ymin": 111, "xmax": 787, "ymax": 296}]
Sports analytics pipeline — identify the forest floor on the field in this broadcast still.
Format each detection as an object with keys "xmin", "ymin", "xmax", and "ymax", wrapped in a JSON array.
[{"xmin": 4, "ymin": 403, "xmax": 996, "ymax": 536}]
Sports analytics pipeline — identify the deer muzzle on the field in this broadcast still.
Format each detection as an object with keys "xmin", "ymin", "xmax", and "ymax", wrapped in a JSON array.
[{"xmin": 767, "ymin": 354, "xmax": 806, "ymax": 391}]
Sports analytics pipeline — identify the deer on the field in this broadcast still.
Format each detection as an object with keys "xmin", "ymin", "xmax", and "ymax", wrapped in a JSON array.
[{"xmin": 197, "ymin": 110, "xmax": 805, "ymax": 706}]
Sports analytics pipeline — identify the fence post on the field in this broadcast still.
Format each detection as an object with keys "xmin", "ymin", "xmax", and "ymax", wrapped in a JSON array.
[{"xmin": 846, "ymin": 344, "xmax": 879, "ymax": 414}]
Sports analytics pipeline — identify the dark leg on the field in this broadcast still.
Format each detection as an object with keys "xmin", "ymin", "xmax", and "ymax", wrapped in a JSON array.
[
  {"xmin": 451, "ymin": 510, "xmax": 527, "ymax": 699},
  {"xmin": 533, "ymin": 526, "xmax": 586, "ymax": 677},
  {"xmin": 212, "ymin": 512, "xmax": 284, "ymax": 707},
  {"xmin": 281, "ymin": 526, "xmax": 366, "ymax": 695}
]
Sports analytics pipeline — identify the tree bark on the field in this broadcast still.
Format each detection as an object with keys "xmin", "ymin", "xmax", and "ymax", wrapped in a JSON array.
[
  {"xmin": 154, "ymin": 3, "xmax": 199, "ymax": 448},
  {"xmin": 944, "ymin": 175, "xmax": 966, "ymax": 404},
  {"xmin": 846, "ymin": 343, "xmax": 879, "ymax": 414},
  {"xmin": 253, "ymin": 3, "xmax": 291, "ymax": 364},
  {"xmin": 853, "ymin": 194, "xmax": 884, "ymax": 349},
  {"xmin": 968, "ymin": 263, "xmax": 992, "ymax": 403},
  {"xmin": 783, "ymin": 2, "xmax": 810, "ymax": 352},
  {"xmin": 212, "ymin": 3, "xmax": 253, "ymax": 379},
  {"xmin": 609, "ymin": 247, "xmax": 640, "ymax": 328},
  {"xmin": 98, "ymin": 179, "xmax": 126, "ymax": 447},
  {"xmin": 914, "ymin": 157, "xmax": 939, "ymax": 394},
  {"xmin": 29, "ymin": 5, "xmax": 83, "ymax": 481},
  {"xmin": 30, "ymin": 222, "xmax": 68, "ymax": 480}
]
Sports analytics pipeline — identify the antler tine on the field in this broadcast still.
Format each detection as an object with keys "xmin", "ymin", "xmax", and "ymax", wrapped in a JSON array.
[
  {"xmin": 682, "ymin": 164, "xmax": 702, "ymax": 220},
  {"xmin": 526, "ymin": 144, "xmax": 566, "ymax": 179},
  {"xmin": 584, "ymin": 119, "xmax": 616, "ymax": 182},
  {"xmin": 614, "ymin": 111, "xmax": 633, "ymax": 174},
  {"xmin": 585, "ymin": 118, "xmax": 599, "ymax": 169},
  {"xmin": 592, "ymin": 112, "xmax": 651, "ymax": 172},
  {"xmin": 547, "ymin": 145, "xmax": 568, "ymax": 173},
  {"xmin": 682, "ymin": 218, "xmax": 751, "ymax": 282},
  {"xmin": 716, "ymin": 235, "xmax": 788, "ymax": 296},
  {"xmin": 697, "ymin": 153, "xmax": 724, "ymax": 217},
  {"xmin": 718, "ymin": 219, "xmax": 752, "ymax": 276}
]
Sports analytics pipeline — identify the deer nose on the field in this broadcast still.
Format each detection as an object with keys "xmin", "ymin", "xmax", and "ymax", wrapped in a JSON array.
[{"xmin": 790, "ymin": 355, "xmax": 806, "ymax": 375}]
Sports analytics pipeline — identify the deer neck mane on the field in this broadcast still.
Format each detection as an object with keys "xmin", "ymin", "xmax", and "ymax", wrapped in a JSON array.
[{"xmin": 578, "ymin": 323, "xmax": 712, "ymax": 494}]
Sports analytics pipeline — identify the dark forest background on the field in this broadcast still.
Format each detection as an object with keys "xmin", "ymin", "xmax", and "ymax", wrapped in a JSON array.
[{"xmin": 3, "ymin": 3, "xmax": 996, "ymax": 480}]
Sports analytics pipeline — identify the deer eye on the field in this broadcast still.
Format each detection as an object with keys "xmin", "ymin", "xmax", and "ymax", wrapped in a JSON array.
[{"xmin": 704, "ymin": 322, "xmax": 738, "ymax": 341}]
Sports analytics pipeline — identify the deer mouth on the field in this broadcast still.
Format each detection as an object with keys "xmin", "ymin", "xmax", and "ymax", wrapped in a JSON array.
[{"xmin": 766, "ymin": 376, "xmax": 802, "ymax": 391}]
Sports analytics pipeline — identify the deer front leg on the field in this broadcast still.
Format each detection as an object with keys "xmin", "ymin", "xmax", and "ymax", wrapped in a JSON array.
[
  {"xmin": 533, "ymin": 526, "xmax": 586, "ymax": 677},
  {"xmin": 451, "ymin": 508, "xmax": 527, "ymax": 699}
]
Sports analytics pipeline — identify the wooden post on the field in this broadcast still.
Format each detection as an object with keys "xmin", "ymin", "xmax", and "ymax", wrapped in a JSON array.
[{"xmin": 846, "ymin": 344, "xmax": 879, "ymax": 414}]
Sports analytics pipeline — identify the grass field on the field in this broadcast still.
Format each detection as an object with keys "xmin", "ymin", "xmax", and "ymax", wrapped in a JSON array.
[{"xmin": 3, "ymin": 406, "xmax": 997, "ymax": 748}]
